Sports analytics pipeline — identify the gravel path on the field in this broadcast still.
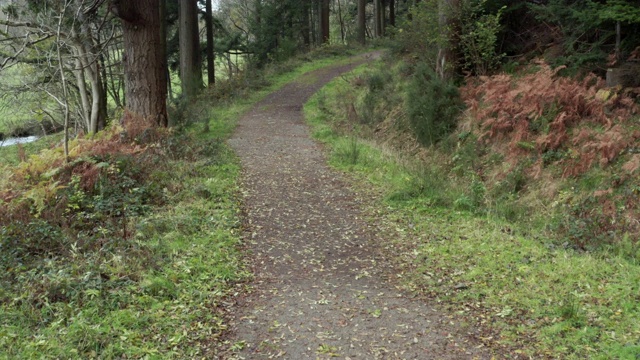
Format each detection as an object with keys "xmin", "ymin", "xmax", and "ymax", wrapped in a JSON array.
[{"xmin": 225, "ymin": 54, "xmax": 494, "ymax": 359}]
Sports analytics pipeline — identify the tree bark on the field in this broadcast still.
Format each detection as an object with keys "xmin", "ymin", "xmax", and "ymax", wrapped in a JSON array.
[
  {"xmin": 436, "ymin": 0, "xmax": 459, "ymax": 80},
  {"xmin": 73, "ymin": 56, "xmax": 91, "ymax": 131},
  {"xmin": 206, "ymin": 0, "xmax": 215, "ymax": 85},
  {"xmin": 374, "ymin": 0, "xmax": 382, "ymax": 37},
  {"xmin": 357, "ymin": 0, "xmax": 366, "ymax": 44},
  {"xmin": 320, "ymin": 0, "xmax": 330, "ymax": 44},
  {"xmin": 160, "ymin": 0, "xmax": 169, "ymax": 100},
  {"xmin": 337, "ymin": 0, "xmax": 345, "ymax": 43},
  {"xmin": 302, "ymin": 2, "xmax": 311, "ymax": 48},
  {"xmin": 87, "ymin": 61, "xmax": 104, "ymax": 134},
  {"xmin": 76, "ymin": 42, "xmax": 106, "ymax": 134},
  {"xmin": 56, "ymin": 1, "xmax": 70, "ymax": 161},
  {"xmin": 389, "ymin": 0, "xmax": 395, "ymax": 27},
  {"xmin": 310, "ymin": 0, "xmax": 318, "ymax": 45},
  {"xmin": 382, "ymin": 0, "xmax": 387, "ymax": 35},
  {"xmin": 179, "ymin": 0, "xmax": 203, "ymax": 99},
  {"xmin": 97, "ymin": 70, "xmax": 107, "ymax": 130},
  {"xmin": 113, "ymin": 0, "xmax": 168, "ymax": 126},
  {"xmin": 226, "ymin": 52, "xmax": 233, "ymax": 77},
  {"xmin": 72, "ymin": 33, "xmax": 107, "ymax": 135}
]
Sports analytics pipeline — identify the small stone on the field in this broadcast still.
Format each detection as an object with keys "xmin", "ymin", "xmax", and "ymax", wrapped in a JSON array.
[{"xmin": 454, "ymin": 283, "xmax": 469, "ymax": 290}]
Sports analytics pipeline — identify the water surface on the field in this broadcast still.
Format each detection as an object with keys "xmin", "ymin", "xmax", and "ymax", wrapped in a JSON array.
[{"xmin": 0, "ymin": 135, "xmax": 39, "ymax": 147}]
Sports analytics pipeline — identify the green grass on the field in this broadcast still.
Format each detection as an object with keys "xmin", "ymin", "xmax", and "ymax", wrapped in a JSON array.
[
  {"xmin": 0, "ymin": 46, "xmax": 373, "ymax": 358},
  {"xmin": 304, "ymin": 63, "xmax": 640, "ymax": 359},
  {"xmin": 0, "ymin": 120, "xmax": 247, "ymax": 359},
  {"xmin": 0, "ymin": 88, "xmax": 42, "ymax": 134},
  {"xmin": 0, "ymin": 64, "xmax": 57, "ymax": 134},
  {"xmin": 0, "ymin": 133, "xmax": 64, "ymax": 166},
  {"xmin": 188, "ymin": 49, "xmax": 365, "ymax": 138}
]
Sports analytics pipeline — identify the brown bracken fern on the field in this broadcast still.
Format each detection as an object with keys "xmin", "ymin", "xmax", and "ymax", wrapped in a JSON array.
[{"xmin": 462, "ymin": 60, "xmax": 639, "ymax": 177}]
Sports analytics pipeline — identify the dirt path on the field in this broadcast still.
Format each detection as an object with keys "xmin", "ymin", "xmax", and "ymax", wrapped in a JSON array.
[{"xmin": 225, "ymin": 54, "xmax": 494, "ymax": 359}]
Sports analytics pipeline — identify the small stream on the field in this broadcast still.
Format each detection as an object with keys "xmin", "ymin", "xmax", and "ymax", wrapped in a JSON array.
[{"xmin": 0, "ymin": 135, "xmax": 39, "ymax": 147}]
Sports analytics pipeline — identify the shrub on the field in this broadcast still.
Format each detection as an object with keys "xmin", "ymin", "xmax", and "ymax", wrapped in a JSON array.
[
  {"xmin": 357, "ymin": 67, "xmax": 395, "ymax": 125},
  {"xmin": 407, "ymin": 64, "xmax": 464, "ymax": 146},
  {"xmin": 393, "ymin": 0, "xmax": 505, "ymax": 76},
  {"xmin": 391, "ymin": 0, "xmax": 443, "ymax": 63},
  {"xmin": 458, "ymin": 1, "xmax": 505, "ymax": 75},
  {"xmin": 529, "ymin": 0, "xmax": 609, "ymax": 73}
]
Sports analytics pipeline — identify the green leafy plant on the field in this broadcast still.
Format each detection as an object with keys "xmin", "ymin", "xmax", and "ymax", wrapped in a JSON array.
[
  {"xmin": 557, "ymin": 293, "xmax": 586, "ymax": 328},
  {"xmin": 391, "ymin": 0, "xmax": 446, "ymax": 63},
  {"xmin": 334, "ymin": 136, "xmax": 362, "ymax": 166},
  {"xmin": 458, "ymin": 1, "xmax": 505, "ymax": 75},
  {"xmin": 407, "ymin": 63, "xmax": 464, "ymax": 146},
  {"xmin": 529, "ymin": 0, "xmax": 611, "ymax": 72},
  {"xmin": 358, "ymin": 66, "xmax": 396, "ymax": 125}
]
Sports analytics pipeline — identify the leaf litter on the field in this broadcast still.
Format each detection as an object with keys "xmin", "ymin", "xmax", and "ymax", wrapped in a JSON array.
[{"xmin": 223, "ymin": 54, "xmax": 500, "ymax": 359}]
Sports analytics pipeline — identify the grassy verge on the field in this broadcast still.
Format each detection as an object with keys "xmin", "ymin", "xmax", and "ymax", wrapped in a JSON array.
[
  {"xmin": 0, "ymin": 133, "xmax": 64, "ymax": 166},
  {"xmin": 304, "ymin": 62, "xmax": 640, "ymax": 359},
  {"xmin": 0, "ymin": 47, "xmax": 367, "ymax": 358},
  {"xmin": 0, "ymin": 117, "xmax": 246, "ymax": 359}
]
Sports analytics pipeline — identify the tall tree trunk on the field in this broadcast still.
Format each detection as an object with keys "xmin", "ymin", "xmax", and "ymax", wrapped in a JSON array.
[
  {"xmin": 160, "ymin": 0, "xmax": 170, "ymax": 102},
  {"xmin": 382, "ymin": 0, "xmax": 387, "ymax": 35},
  {"xmin": 206, "ymin": 0, "xmax": 215, "ymax": 85},
  {"xmin": 302, "ymin": 2, "xmax": 311, "ymax": 48},
  {"xmin": 112, "ymin": 0, "xmax": 168, "ymax": 126},
  {"xmin": 357, "ymin": 0, "xmax": 366, "ymax": 44},
  {"xmin": 389, "ymin": 0, "xmax": 395, "ymax": 27},
  {"xmin": 56, "ymin": 1, "xmax": 70, "ymax": 161},
  {"xmin": 86, "ymin": 63, "xmax": 104, "ymax": 134},
  {"xmin": 310, "ymin": 0, "xmax": 317, "ymax": 45},
  {"xmin": 179, "ymin": 0, "xmax": 203, "ymax": 99},
  {"xmin": 320, "ymin": 0, "xmax": 330, "ymax": 44},
  {"xmin": 97, "ymin": 32, "xmax": 109, "ymax": 131},
  {"xmin": 73, "ymin": 39, "xmax": 106, "ymax": 135},
  {"xmin": 73, "ymin": 56, "xmax": 91, "ymax": 131},
  {"xmin": 337, "ymin": 0, "xmax": 345, "ymax": 44},
  {"xmin": 436, "ymin": 0, "xmax": 459, "ymax": 80},
  {"xmin": 226, "ymin": 53, "xmax": 233, "ymax": 77},
  {"xmin": 97, "ymin": 71, "xmax": 107, "ymax": 130},
  {"xmin": 255, "ymin": 0, "xmax": 262, "ymax": 31},
  {"xmin": 374, "ymin": 0, "xmax": 382, "ymax": 37}
]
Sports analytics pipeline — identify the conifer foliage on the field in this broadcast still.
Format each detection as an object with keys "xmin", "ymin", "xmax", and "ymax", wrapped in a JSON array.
[{"xmin": 407, "ymin": 63, "xmax": 464, "ymax": 146}]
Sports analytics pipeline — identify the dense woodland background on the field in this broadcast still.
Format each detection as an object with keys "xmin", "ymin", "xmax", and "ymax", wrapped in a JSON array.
[
  {"xmin": 1, "ymin": 0, "xmax": 640, "ymax": 137},
  {"xmin": 1, "ymin": 0, "xmax": 640, "ymax": 358}
]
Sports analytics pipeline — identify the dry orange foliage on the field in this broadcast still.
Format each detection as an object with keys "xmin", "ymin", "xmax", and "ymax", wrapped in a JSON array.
[
  {"xmin": 462, "ymin": 60, "xmax": 639, "ymax": 177},
  {"xmin": 0, "ymin": 113, "xmax": 171, "ymax": 227}
]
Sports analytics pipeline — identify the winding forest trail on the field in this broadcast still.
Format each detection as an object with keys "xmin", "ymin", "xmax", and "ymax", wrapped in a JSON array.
[{"xmin": 225, "ymin": 54, "xmax": 493, "ymax": 359}]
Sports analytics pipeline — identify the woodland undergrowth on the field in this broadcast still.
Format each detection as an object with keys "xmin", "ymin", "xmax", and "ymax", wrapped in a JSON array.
[
  {"xmin": 0, "ymin": 110, "xmax": 247, "ymax": 358},
  {"xmin": 0, "ymin": 47, "xmax": 366, "ymax": 358},
  {"xmin": 462, "ymin": 61, "xmax": 639, "ymax": 177},
  {"xmin": 305, "ymin": 55, "xmax": 640, "ymax": 359},
  {"xmin": 461, "ymin": 60, "xmax": 640, "ymax": 250}
]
